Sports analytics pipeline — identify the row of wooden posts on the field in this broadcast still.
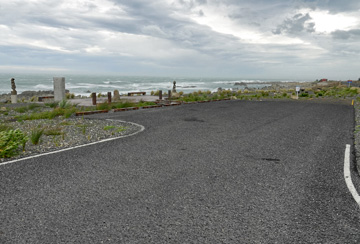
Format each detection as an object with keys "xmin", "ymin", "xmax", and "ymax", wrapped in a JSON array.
[{"xmin": 90, "ymin": 90, "xmax": 174, "ymax": 105}]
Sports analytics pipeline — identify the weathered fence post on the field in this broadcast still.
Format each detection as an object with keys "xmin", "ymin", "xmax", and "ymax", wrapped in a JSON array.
[
  {"xmin": 92, "ymin": 92, "xmax": 96, "ymax": 105},
  {"xmin": 107, "ymin": 92, "xmax": 112, "ymax": 103}
]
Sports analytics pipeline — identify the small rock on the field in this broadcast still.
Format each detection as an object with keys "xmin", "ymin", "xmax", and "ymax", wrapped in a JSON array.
[{"xmin": 0, "ymin": 107, "xmax": 7, "ymax": 111}]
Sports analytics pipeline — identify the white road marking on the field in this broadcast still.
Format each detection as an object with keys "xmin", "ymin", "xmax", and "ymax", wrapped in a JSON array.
[
  {"xmin": 0, "ymin": 120, "xmax": 145, "ymax": 167},
  {"xmin": 344, "ymin": 144, "xmax": 360, "ymax": 207}
]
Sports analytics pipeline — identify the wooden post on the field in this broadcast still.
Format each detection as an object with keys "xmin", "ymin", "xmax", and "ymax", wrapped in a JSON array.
[
  {"xmin": 107, "ymin": 92, "xmax": 112, "ymax": 103},
  {"xmin": 91, "ymin": 92, "xmax": 96, "ymax": 105},
  {"xmin": 159, "ymin": 90, "xmax": 162, "ymax": 100}
]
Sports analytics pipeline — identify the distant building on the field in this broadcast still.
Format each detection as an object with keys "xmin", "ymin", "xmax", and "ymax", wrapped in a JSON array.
[{"xmin": 320, "ymin": 79, "xmax": 328, "ymax": 82}]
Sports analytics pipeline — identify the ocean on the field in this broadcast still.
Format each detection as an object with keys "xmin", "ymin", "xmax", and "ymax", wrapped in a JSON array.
[{"xmin": 0, "ymin": 73, "xmax": 310, "ymax": 96}]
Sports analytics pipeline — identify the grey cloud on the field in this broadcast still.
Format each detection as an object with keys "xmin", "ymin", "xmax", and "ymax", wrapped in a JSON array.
[
  {"xmin": 299, "ymin": 0, "xmax": 360, "ymax": 13},
  {"xmin": 273, "ymin": 13, "xmax": 315, "ymax": 35},
  {"xmin": 332, "ymin": 29, "xmax": 360, "ymax": 40}
]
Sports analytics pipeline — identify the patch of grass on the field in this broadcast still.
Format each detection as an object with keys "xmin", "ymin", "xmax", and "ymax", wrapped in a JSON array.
[
  {"xmin": 112, "ymin": 101, "xmax": 136, "ymax": 109},
  {"xmin": 104, "ymin": 125, "xmax": 116, "ymax": 131},
  {"xmin": 45, "ymin": 102, "xmax": 59, "ymax": 108},
  {"xmin": 14, "ymin": 107, "xmax": 75, "ymax": 121},
  {"xmin": 59, "ymin": 121, "xmax": 73, "ymax": 126},
  {"xmin": 64, "ymin": 107, "xmax": 76, "ymax": 118},
  {"xmin": 103, "ymin": 125, "xmax": 127, "ymax": 134},
  {"xmin": 136, "ymin": 101, "xmax": 157, "ymax": 107},
  {"xmin": 30, "ymin": 128, "xmax": 44, "ymax": 145},
  {"xmin": 76, "ymin": 124, "xmax": 88, "ymax": 135},
  {"xmin": 116, "ymin": 126, "xmax": 127, "ymax": 133},
  {"xmin": 14, "ymin": 106, "xmax": 28, "ymax": 113},
  {"xmin": 28, "ymin": 103, "xmax": 41, "ymax": 110},
  {"xmin": 44, "ymin": 127, "xmax": 63, "ymax": 136},
  {"xmin": 59, "ymin": 99, "xmax": 72, "ymax": 109},
  {"xmin": 0, "ymin": 124, "xmax": 14, "ymax": 132},
  {"xmin": 96, "ymin": 102, "xmax": 110, "ymax": 110}
]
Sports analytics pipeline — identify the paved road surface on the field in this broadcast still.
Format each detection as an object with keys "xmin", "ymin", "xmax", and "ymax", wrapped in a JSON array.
[{"xmin": 1, "ymin": 100, "xmax": 359, "ymax": 243}]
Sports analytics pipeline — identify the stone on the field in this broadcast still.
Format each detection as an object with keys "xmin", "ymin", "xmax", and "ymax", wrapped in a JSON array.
[
  {"xmin": 11, "ymin": 95, "xmax": 17, "ymax": 104},
  {"xmin": 0, "ymin": 99, "xmax": 9, "ymax": 103},
  {"xmin": 11, "ymin": 78, "xmax": 17, "ymax": 95},
  {"xmin": 113, "ymin": 90, "xmax": 120, "ymax": 101},
  {"xmin": 0, "ymin": 107, "xmax": 6, "ymax": 111},
  {"xmin": 172, "ymin": 92, "xmax": 180, "ymax": 98},
  {"xmin": 172, "ymin": 81, "xmax": 177, "ymax": 93},
  {"xmin": 53, "ymin": 77, "xmax": 66, "ymax": 102}
]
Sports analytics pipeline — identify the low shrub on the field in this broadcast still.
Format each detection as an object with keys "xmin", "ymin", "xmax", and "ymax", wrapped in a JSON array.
[{"xmin": 0, "ymin": 129, "xmax": 28, "ymax": 158}]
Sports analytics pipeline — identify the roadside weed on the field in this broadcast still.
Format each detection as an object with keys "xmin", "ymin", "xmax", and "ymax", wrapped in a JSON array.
[{"xmin": 30, "ymin": 128, "xmax": 44, "ymax": 145}]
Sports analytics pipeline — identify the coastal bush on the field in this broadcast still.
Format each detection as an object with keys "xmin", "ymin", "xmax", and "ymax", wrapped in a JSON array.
[
  {"xmin": 66, "ymin": 93, "xmax": 75, "ymax": 99},
  {"xmin": 0, "ymin": 129, "xmax": 28, "ymax": 158},
  {"xmin": 261, "ymin": 91, "xmax": 269, "ymax": 97}
]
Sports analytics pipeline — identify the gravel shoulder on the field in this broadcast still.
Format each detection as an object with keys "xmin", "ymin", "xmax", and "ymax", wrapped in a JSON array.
[{"xmin": 0, "ymin": 111, "xmax": 143, "ymax": 163}]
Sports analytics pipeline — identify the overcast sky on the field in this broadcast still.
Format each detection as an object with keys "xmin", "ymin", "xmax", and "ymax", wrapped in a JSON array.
[{"xmin": 0, "ymin": 0, "xmax": 359, "ymax": 79}]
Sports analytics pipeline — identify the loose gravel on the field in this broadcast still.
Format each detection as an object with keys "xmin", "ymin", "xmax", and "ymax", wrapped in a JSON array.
[{"xmin": 0, "ymin": 115, "xmax": 143, "ymax": 163}]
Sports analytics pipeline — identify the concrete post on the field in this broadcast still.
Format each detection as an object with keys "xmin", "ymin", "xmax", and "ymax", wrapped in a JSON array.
[
  {"xmin": 159, "ymin": 90, "xmax": 162, "ymax": 100},
  {"xmin": 53, "ymin": 77, "xmax": 66, "ymax": 102},
  {"xmin": 107, "ymin": 92, "xmax": 112, "ymax": 103},
  {"xmin": 11, "ymin": 95, "xmax": 17, "ymax": 104},
  {"xmin": 168, "ymin": 90, "xmax": 171, "ymax": 100},
  {"xmin": 92, "ymin": 93, "xmax": 97, "ymax": 105}
]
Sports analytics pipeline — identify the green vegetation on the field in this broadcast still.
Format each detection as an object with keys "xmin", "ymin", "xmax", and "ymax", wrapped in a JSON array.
[
  {"xmin": 137, "ymin": 101, "xmax": 157, "ymax": 107},
  {"xmin": 30, "ymin": 128, "xmax": 44, "ymax": 145},
  {"xmin": 103, "ymin": 125, "xmax": 127, "ymax": 135},
  {"xmin": 0, "ymin": 129, "xmax": 28, "ymax": 158},
  {"xmin": 0, "ymin": 124, "xmax": 14, "ymax": 132},
  {"xmin": 59, "ymin": 99, "xmax": 72, "ymax": 109},
  {"xmin": 76, "ymin": 124, "xmax": 88, "ymax": 135},
  {"xmin": 66, "ymin": 93, "xmax": 75, "ymax": 99},
  {"xmin": 103, "ymin": 125, "xmax": 115, "ymax": 130},
  {"xmin": 44, "ymin": 127, "xmax": 63, "ymax": 136},
  {"xmin": 45, "ymin": 101, "xmax": 59, "ymax": 108}
]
